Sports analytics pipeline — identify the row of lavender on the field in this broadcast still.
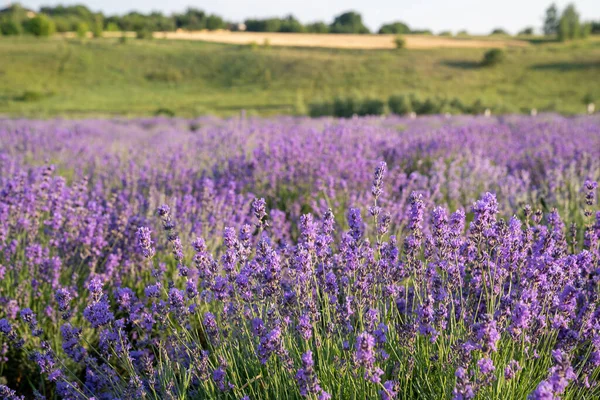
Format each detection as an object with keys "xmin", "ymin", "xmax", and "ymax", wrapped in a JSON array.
[{"xmin": 0, "ymin": 114, "xmax": 599, "ymax": 399}]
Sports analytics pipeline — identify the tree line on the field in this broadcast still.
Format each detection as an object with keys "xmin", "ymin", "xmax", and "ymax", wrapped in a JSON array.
[{"xmin": 0, "ymin": 2, "xmax": 598, "ymax": 39}]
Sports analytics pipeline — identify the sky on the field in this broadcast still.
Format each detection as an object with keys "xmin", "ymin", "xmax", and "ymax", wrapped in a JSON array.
[{"xmin": 14, "ymin": 0, "xmax": 600, "ymax": 34}]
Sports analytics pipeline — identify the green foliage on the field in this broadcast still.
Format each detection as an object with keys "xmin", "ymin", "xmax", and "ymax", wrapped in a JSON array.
[
  {"xmin": 0, "ymin": 37, "xmax": 598, "ymax": 117},
  {"xmin": 92, "ymin": 14, "xmax": 103, "ymax": 38},
  {"xmin": 490, "ymin": 28, "xmax": 508, "ymax": 35},
  {"xmin": 279, "ymin": 15, "xmax": 304, "ymax": 33},
  {"xmin": 15, "ymin": 90, "xmax": 53, "ymax": 102},
  {"xmin": 136, "ymin": 28, "xmax": 153, "ymax": 40},
  {"xmin": 145, "ymin": 69, "xmax": 183, "ymax": 83},
  {"xmin": 174, "ymin": 8, "xmax": 206, "ymax": 30},
  {"xmin": 394, "ymin": 35, "xmax": 406, "ymax": 49},
  {"xmin": 378, "ymin": 21, "xmax": 410, "ymax": 34},
  {"xmin": 333, "ymin": 96, "xmax": 359, "ymax": 117},
  {"xmin": 172, "ymin": 8, "xmax": 222, "ymax": 31},
  {"xmin": 0, "ymin": 18, "xmax": 23, "ymax": 36},
  {"xmin": 206, "ymin": 15, "xmax": 226, "ymax": 30},
  {"xmin": 544, "ymin": 3, "xmax": 559, "ymax": 35},
  {"xmin": 410, "ymin": 95, "xmax": 446, "ymax": 114},
  {"xmin": 411, "ymin": 29, "xmax": 433, "ymax": 35},
  {"xmin": 310, "ymin": 97, "xmax": 385, "ymax": 118},
  {"xmin": 76, "ymin": 22, "xmax": 88, "ymax": 39},
  {"xmin": 387, "ymin": 94, "xmax": 494, "ymax": 116},
  {"xmin": 308, "ymin": 101, "xmax": 334, "ymax": 117},
  {"xmin": 481, "ymin": 49, "xmax": 505, "ymax": 67},
  {"xmin": 154, "ymin": 107, "xmax": 175, "ymax": 117},
  {"xmin": 245, "ymin": 18, "xmax": 282, "ymax": 32},
  {"xmin": 518, "ymin": 27, "xmax": 534, "ymax": 35},
  {"xmin": 581, "ymin": 22, "xmax": 592, "ymax": 39},
  {"xmin": 294, "ymin": 90, "xmax": 307, "ymax": 115},
  {"xmin": 106, "ymin": 22, "xmax": 119, "ymax": 32},
  {"xmin": 438, "ymin": 30, "xmax": 453, "ymax": 36},
  {"xmin": 558, "ymin": 4, "xmax": 581, "ymax": 41},
  {"xmin": 244, "ymin": 15, "xmax": 304, "ymax": 33},
  {"xmin": 329, "ymin": 11, "xmax": 370, "ymax": 34},
  {"xmin": 305, "ymin": 22, "xmax": 329, "ymax": 33},
  {"xmin": 17, "ymin": 90, "xmax": 43, "ymax": 102},
  {"xmin": 388, "ymin": 94, "xmax": 412, "ymax": 115},
  {"xmin": 24, "ymin": 14, "xmax": 56, "ymax": 37},
  {"xmin": 358, "ymin": 98, "xmax": 385, "ymax": 116}
]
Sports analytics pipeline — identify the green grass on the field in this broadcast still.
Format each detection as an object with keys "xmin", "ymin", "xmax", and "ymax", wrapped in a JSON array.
[{"xmin": 0, "ymin": 36, "xmax": 599, "ymax": 117}]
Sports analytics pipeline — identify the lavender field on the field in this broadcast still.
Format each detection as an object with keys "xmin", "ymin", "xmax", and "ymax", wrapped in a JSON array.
[{"xmin": 1, "ymin": 114, "xmax": 600, "ymax": 399}]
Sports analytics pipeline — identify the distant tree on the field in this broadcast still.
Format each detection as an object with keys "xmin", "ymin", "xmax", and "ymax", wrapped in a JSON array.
[
  {"xmin": 305, "ymin": 22, "xmax": 329, "ymax": 33},
  {"xmin": 329, "ymin": 11, "xmax": 370, "ymax": 34},
  {"xmin": 105, "ymin": 22, "xmax": 119, "ymax": 32},
  {"xmin": 438, "ymin": 30, "xmax": 452, "ymax": 36},
  {"xmin": 490, "ymin": 28, "xmax": 508, "ymax": 35},
  {"xmin": 457, "ymin": 30, "xmax": 469, "ymax": 36},
  {"xmin": 76, "ymin": 22, "xmax": 88, "ymax": 38},
  {"xmin": 558, "ymin": 3, "xmax": 581, "ymax": 41},
  {"xmin": 592, "ymin": 21, "xmax": 600, "ymax": 34},
  {"xmin": 279, "ymin": 15, "xmax": 304, "ymax": 32},
  {"xmin": 175, "ymin": 8, "xmax": 206, "ymax": 30},
  {"xmin": 0, "ymin": 18, "xmax": 23, "ymax": 35},
  {"xmin": 580, "ymin": 22, "xmax": 592, "ymax": 38},
  {"xmin": 92, "ymin": 14, "xmax": 103, "ymax": 37},
  {"xmin": 206, "ymin": 15, "xmax": 225, "ymax": 30},
  {"xmin": 24, "ymin": 14, "xmax": 56, "ymax": 36},
  {"xmin": 378, "ymin": 21, "xmax": 410, "ymax": 34},
  {"xmin": 543, "ymin": 3, "xmax": 559, "ymax": 35},
  {"xmin": 411, "ymin": 29, "xmax": 432, "ymax": 35},
  {"xmin": 394, "ymin": 35, "xmax": 406, "ymax": 48},
  {"xmin": 481, "ymin": 49, "xmax": 505, "ymax": 67},
  {"xmin": 518, "ymin": 27, "xmax": 534, "ymax": 35},
  {"xmin": 245, "ymin": 18, "xmax": 282, "ymax": 32}
]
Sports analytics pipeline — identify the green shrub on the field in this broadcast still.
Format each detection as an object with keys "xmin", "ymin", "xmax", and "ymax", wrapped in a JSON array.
[
  {"xmin": 582, "ymin": 93, "xmax": 594, "ymax": 104},
  {"xmin": 378, "ymin": 21, "xmax": 410, "ymax": 34},
  {"xmin": 469, "ymin": 99, "xmax": 487, "ymax": 114},
  {"xmin": 481, "ymin": 49, "xmax": 505, "ymax": 67},
  {"xmin": 136, "ymin": 29, "xmax": 153, "ymax": 40},
  {"xmin": 0, "ymin": 18, "xmax": 23, "ymax": 36},
  {"xmin": 24, "ymin": 14, "xmax": 56, "ymax": 37},
  {"xmin": 154, "ymin": 108, "xmax": 175, "ymax": 117},
  {"xmin": 449, "ymin": 98, "xmax": 468, "ymax": 113},
  {"xmin": 76, "ymin": 22, "xmax": 88, "ymax": 39},
  {"xmin": 411, "ymin": 95, "xmax": 446, "ymax": 115},
  {"xmin": 145, "ymin": 69, "xmax": 183, "ymax": 83},
  {"xmin": 358, "ymin": 99, "xmax": 385, "ymax": 116},
  {"xmin": 490, "ymin": 28, "xmax": 508, "ymax": 35},
  {"xmin": 308, "ymin": 101, "xmax": 334, "ymax": 118},
  {"xmin": 333, "ymin": 97, "xmax": 358, "ymax": 118},
  {"xmin": 92, "ymin": 15, "xmax": 103, "ymax": 38},
  {"xmin": 394, "ymin": 35, "xmax": 406, "ymax": 49},
  {"xmin": 16, "ymin": 90, "xmax": 47, "ymax": 102},
  {"xmin": 388, "ymin": 95, "xmax": 412, "ymax": 115},
  {"xmin": 106, "ymin": 22, "xmax": 120, "ymax": 32}
]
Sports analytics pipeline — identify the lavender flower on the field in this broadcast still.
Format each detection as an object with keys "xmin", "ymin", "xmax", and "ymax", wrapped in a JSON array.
[{"xmin": 136, "ymin": 226, "xmax": 155, "ymax": 259}]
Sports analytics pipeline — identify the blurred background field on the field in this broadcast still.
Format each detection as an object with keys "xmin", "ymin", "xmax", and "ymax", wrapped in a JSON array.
[
  {"xmin": 0, "ymin": 2, "xmax": 599, "ymax": 118},
  {"xmin": 0, "ymin": 36, "xmax": 598, "ymax": 117}
]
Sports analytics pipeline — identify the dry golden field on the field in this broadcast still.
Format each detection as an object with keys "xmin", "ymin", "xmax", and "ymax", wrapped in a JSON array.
[{"xmin": 146, "ymin": 30, "xmax": 530, "ymax": 49}]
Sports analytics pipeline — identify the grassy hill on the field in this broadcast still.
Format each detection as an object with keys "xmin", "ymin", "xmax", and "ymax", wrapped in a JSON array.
[{"xmin": 0, "ymin": 36, "xmax": 599, "ymax": 117}]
